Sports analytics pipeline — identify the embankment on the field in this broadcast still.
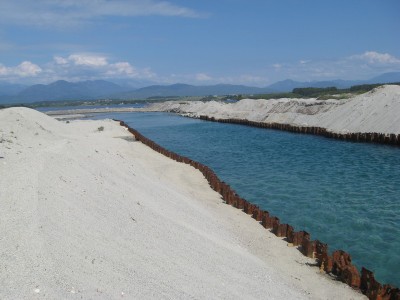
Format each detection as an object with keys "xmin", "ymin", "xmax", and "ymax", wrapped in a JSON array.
[
  {"xmin": 198, "ymin": 116, "xmax": 400, "ymax": 146},
  {"xmin": 146, "ymin": 85, "xmax": 400, "ymax": 146}
]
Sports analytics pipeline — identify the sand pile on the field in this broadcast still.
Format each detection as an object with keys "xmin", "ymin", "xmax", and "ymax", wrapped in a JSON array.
[
  {"xmin": 0, "ymin": 107, "xmax": 364, "ymax": 299},
  {"xmin": 149, "ymin": 85, "xmax": 400, "ymax": 134}
]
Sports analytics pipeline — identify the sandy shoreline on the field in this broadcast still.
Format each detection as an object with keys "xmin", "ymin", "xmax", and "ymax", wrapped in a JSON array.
[{"xmin": 0, "ymin": 107, "xmax": 366, "ymax": 299}]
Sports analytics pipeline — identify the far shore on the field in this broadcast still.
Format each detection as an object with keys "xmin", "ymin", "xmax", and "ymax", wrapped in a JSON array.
[{"xmin": 45, "ymin": 85, "xmax": 400, "ymax": 137}]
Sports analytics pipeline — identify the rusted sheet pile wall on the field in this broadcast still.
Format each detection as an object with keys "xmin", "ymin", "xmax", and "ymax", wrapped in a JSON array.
[
  {"xmin": 198, "ymin": 116, "xmax": 400, "ymax": 147},
  {"xmin": 118, "ymin": 120, "xmax": 399, "ymax": 300}
]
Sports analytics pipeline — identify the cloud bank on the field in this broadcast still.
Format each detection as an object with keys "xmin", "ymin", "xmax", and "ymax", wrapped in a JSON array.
[
  {"xmin": 0, "ymin": 0, "xmax": 202, "ymax": 28},
  {"xmin": 271, "ymin": 51, "xmax": 400, "ymax": 82},
  {"xmin": 0, "ymin": 51, "xmax": 399, "ymax": 85},
  {"xmin": 0, "ymin": 53, "xmax": 156, "ymax": 83},
  {"xmin": 350, "ymin": 51, "xmax": 400, "ymax": 65},
  {"xmin": 0, "ymin": 61, "xmax": 42, "ymax": 79},
  {"xmin": 48, "ymin": 53, "xmax": 156, "ymax": 81}
]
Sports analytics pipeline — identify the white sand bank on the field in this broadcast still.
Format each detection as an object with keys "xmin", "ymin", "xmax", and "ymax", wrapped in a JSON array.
[
  {"xmin": 148, "ymin": 85, "xmax": 400, "ymax": 134},
  {"xmin": 0, "ymin": 107, "xmax": 365, "ymax": 299}
]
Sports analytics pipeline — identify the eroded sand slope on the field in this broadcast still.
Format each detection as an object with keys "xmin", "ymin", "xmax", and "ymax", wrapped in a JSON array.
[{"xmin": 149, "ymin": 85, "xmax": 400, "ymax": 134}]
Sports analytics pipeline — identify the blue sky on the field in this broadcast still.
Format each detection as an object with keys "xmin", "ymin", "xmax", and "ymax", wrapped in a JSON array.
[{"xmin": 0, "ymin": 0, "xmax": 399, "ymax": 87}]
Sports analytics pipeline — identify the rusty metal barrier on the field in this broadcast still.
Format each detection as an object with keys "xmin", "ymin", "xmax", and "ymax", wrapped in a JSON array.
[{"xmin": 198, "ymin": 116, "xmax": 400, "ymax": 147}]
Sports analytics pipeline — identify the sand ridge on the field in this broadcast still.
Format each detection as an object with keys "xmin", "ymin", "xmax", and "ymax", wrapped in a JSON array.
[
  {"xmin": 147, "ymin": 85, "xmax": 400, "ymax": 135},
  {"xmin": 0, "ymin": 107, "xmax": 365, "ymax": 299}
]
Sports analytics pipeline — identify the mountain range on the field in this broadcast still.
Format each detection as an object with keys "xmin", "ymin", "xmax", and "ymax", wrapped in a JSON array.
[{"xmin": 1, "ymin": 72, "xmax": 400, "ymax": 105}]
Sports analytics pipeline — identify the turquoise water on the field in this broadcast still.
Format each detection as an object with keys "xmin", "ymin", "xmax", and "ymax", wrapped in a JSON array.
[
  {"xmin": 37, "ymin": 103, "xmax": 147, "ymax": 112},
  {"xmin": 94, "ymin": 112, "xmax": 400, "ymax": 286}
]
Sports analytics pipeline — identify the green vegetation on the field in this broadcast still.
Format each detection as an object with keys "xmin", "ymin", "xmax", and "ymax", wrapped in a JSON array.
[
  {"xmin": 250, "ymin": 82, "xmax": 400, "ymax": 101},
  {"xmin": 349, "ymin": 83, "xmax": 391, "ymax": 92},
  {"xmin": 292, "ymin": 87, "xmax": 337, "ymax": 97}
]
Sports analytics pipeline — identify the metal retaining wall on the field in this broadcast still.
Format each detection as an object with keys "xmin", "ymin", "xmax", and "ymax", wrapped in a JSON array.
[{"xmin": 198, "ymin": 115, "xmax": 400, "ymax": 147}]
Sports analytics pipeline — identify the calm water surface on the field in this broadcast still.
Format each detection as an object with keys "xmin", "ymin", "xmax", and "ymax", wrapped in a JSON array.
[
  {"xmin": 37, "ymin": 103, "xmax": 147, "ymax": 112},
  {"xmin": 93, "ymin": 112, "xmax": 400, "ymax": 286}
]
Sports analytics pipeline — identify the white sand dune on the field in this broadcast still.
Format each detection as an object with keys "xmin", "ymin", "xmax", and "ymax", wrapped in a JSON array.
[
  {"xmin": 148, "ymin": 85, "xmax": 400, "ymax": 134},
  {"xmin": 0, "ymin": 107, "xmax": 365, "ymax": 299}
]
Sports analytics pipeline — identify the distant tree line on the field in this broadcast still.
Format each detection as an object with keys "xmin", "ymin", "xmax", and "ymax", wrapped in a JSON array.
[
  {"xmin": 293, "ymin": 83, "xmax": 400, "ymax": 97},
  {"xmin": 292, "ymin": 82, "xmax": 400, "ymax": 99},
  {"xmin": 248, "ymin": 82, "xmax": 400, "ymax": 101},
  {"xmin": 292, "ymin": 87, "xmax": 337, "ymax": 97},
  {"xmin": 348, "ymin": 83, "xmax": 384, "ymax": 92}
]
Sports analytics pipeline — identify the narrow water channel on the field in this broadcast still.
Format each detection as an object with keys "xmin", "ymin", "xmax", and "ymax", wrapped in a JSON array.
[{"xmin": 93, "ymin": 111, "xmax": 400, "ymax": 286}]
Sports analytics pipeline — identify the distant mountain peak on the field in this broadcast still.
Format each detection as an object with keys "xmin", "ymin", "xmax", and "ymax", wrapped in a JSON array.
[
  {"xmin": 4, "ymin": 80, "xmax": 127, "ymax": 103},
  {"xmin": 1, "ymin": 71, "xmax": 400, "ymax": 105}
]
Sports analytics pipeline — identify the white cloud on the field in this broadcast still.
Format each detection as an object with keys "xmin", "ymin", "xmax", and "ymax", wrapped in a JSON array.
[
  {"xmin": 50, "ymin": 53, "xmax": 156, "ymax": 81},
  {"xmin": 15, "ymin": 61, "xmax": 42, "ymax": 77},
  {"xmin": 0, "ymin": 53, "xmax": 156, "ymax": 83},
  {"xmin": 266, "ymin": 51, "xmax": 400, "ymax": 82},
  {"xmin": 68, "ymin": 54, "xmax": 108, "ymax": 67},
  {"xmin": 141, "ymin": 68, "xmax": 156, "ymax": 79},
  {"xmin": 104, "ymin": 62, "xmax": 156, "ymax": 79},
  {"xmin": 2, "ymin": 50, "xmax": 400, "ymax": 85},
  {"xmin": 54, "ymin": 56, "xmax": 69, "ymax": 65},
  {"xmin": 195, "ymin": 73, "xmax": 212, "ymax": 81},
  {"xmin": 350, "ymin": 51, "xmax": 400, "ymax": 65},
  {"xmin": 0, "ymin": 65, "xmax": 8, "ymax": 76},
  {"xmin": 272, "ymin": 63, "xmax": 282, "ymax": 70},
  {"xmin": 107, "ymin": 62, "xmax": 136, "ymax": 76},
  {"xmin": 92, "ymin": 0, "xmax": 201, "ymax": 17},
  {"xmin": 0, "ymin": 0, "xmax": 202, "ymax": 28},
  {"xmin": 0, "ymin": 61, "xmax": 42, "ymax": 78}
]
